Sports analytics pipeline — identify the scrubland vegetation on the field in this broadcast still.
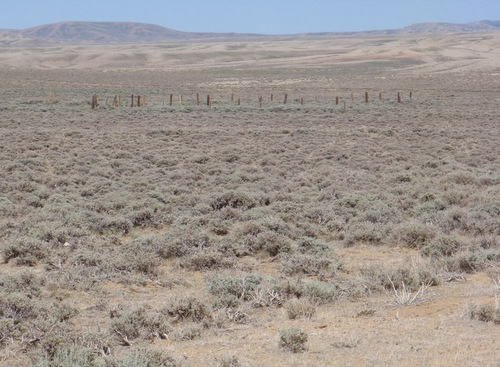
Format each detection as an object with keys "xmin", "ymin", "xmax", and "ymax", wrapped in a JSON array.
[{"xmin": 0, "ymin": 67, "xmax": 499, "ymax": 366}]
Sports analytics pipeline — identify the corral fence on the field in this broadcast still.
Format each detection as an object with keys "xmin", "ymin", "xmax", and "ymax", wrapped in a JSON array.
[{"xmin": 88, "ymin": 91, "xmax": 414, "ymax": 110}]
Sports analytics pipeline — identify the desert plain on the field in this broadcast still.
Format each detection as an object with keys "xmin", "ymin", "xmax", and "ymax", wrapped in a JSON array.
[{"xmin": 0, "ymin": 29, "xmax": 499, "ymax": 367}]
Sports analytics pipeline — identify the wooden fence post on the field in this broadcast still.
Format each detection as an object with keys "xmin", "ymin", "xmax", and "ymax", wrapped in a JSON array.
[
  {"xmin": 365, "ymin": 92, "xmax": 369, "ymax": 103},
  {"xmin": 131, "ymin": 95, "xmax": 134, "ymax": 107},
  {"xmin": 410, "ymin": 91, "xmax": 412, "ymax": 99},
  {"xmin": 379, "ymin": 92, "xmax": 382, "ymax": 100},
  {"xmin": 169, "ymin": 94, "xmax": 173, "ymax": 106},
  {"xmin": 336, "ymin": 96, "xmax": 339, "ymax": 105},
  {"xmin": 271, "ymin": 93, "xmax": 274, "ymax": 102},
  {"xmin": 196, "ymin": 93, "xmax": 200, "ymax": 105},
  {"xmin": 300, "ymin": 97, "xmax": 304, "ymax": 105},
  {"xmin": 207, "ymin": 95, "xmax": 211, "ymax": 109},
  {"xmin": 91, "ymin": 95, "xmax": 97, "ymax": 109},
  {"xmin": 398, "ymin": 92, "xmax": 401, "ymax": 103},
  {"xmin": 231, "ymin": 93, "xmax": 234, "ymax": 102},
  {"xmin": 284, "ymin": 93, "xmax": 288, "ymax": 104},
  {"xmin": 49, "ymin": 92, "xmax": 53, "ymax": 104},
  {"xmin": 237, "ymin": 98, "xmax": 241, "ymax": 106},
  {"xmin": 351, "ymin": 92, "xmax": 354, "ymax": 102},
  {"xmin": 259, "ymin": 96, "xmax": 263, "ymax": 108},
  {"xmin": 180, "ymin": 95, "xmax": 183, "ymax": 106}
]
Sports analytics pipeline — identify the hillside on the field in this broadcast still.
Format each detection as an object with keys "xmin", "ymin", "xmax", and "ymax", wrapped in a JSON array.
[
  {"xmin": 0, "ymin": 20, "xmax": 499, "ymax": 45},
  {"xmin": 0, "ymin": 21, "xmax": 260, "ymax": 45}
]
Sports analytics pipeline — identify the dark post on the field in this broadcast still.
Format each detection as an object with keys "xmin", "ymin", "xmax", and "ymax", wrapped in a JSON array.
[
  {"xmin": 271, "ymin": 93, "xmax": 274, "ymax": 102},
  {"xmin": 398, "ymin": 92, "xmax": 402, "ymax": 103},
  {"xmin": 196, "ymin": 93, "xmax": 200, "ymax": 105},
  {"xmin": 131, "ymin": 94, "xmax": 134, "ymax": 107},
  {"xmin": 336, "ymin": 96, "xmax": 339, "ymax": 105},
  {"xmin": 365, "ymin": 92, "xmax": 369, "ymax": 103},
  {"xmin": 284, "ymin": 93, "xmax": 288, "ymax": 104}
]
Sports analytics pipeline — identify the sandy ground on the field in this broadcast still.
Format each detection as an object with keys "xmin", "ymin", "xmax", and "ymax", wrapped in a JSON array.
[{"xmin": 0, "ymin": 32, "xmax": 498, "ymax": 73}]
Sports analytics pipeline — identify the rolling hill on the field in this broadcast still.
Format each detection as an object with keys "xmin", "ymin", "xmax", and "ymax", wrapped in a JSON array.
[{"xmin": 0, "ymin": 20, "xmax": 499, "ymax": 45}]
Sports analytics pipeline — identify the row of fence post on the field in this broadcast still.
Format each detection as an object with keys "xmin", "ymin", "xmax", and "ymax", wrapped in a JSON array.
[{"xmin": 90, "ymin": 92, "xmax": 412, "ymax": 109}]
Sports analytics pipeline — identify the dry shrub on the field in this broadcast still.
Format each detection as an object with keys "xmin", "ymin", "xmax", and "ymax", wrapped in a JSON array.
[
  {"xmin": 467, "ymin": 304, "xmax": 500, "ymax": 324},
  {"xmin": 2, "ymin": 236, "xmax": 49, "ymax": 266},
  {"xmin": 278, "ymin": 327, "xmax": 308, "ymax": 353},
  {"xmin": 109, "ymin": 307, "xmax": 171, "ymax": 343},
  {"xmin": 392, "ymin": 221, "xmax": 436, "ymax": 249},
  {"xmin": 162, "ymin": 296, "xmax": 212, "ymax": 323},
  {"xmin": 420, "ymin": 235, "xmax": 466, "ymax": 258},
  {"xmin": 361, "ymin": 264, "xmax": 439, "ymax": 293},
  {"xmin": 280, "ymin": 253, "xmax": 340, "ymax": 277}
]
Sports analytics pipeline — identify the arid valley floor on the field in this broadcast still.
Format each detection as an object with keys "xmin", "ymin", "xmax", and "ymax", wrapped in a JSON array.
[{"xmin": 0, "ymin": 31, "xmax": 499, "ymax": 366}]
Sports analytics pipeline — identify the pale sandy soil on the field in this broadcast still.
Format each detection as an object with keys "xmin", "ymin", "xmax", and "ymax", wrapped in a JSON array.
[{"xmin": 0, "ymin": 32, "xmax": 498, "ymax": 73}]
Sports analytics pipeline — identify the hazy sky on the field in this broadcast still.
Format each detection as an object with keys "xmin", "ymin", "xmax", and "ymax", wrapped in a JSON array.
[{"xmin": 1, "ymin": 0, "xmax": 498, "ymax": 34}]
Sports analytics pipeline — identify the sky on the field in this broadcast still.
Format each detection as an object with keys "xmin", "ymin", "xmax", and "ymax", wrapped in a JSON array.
[{"xmin": 0, "ymin": 0, "xmax": 499, "ymax": 34}]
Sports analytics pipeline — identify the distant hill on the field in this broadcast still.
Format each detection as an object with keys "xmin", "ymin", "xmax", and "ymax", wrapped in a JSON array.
[
  {"xmin": 301, "ymin": 20, "xmax": 500, "ymax": 37},
  {"xmin": 401, "ymin": 20, "xmax": 500, "ymax": 33},
  {"xmin": 0, "ymin": 21, "xmax": 261, "ymax": 45},
  {"xmin": 0, "ymin": 20, "xmax": 499, "ymax": 45}
]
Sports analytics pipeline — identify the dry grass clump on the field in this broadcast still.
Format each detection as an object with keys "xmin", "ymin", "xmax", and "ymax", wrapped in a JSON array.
[
  {"xmin": 387, "ymin": 279, "xmax": 431, "ymax": 306},
  {"xmin": 284, "ymin": 298, "xmax": 317, "ymax": 319}
]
